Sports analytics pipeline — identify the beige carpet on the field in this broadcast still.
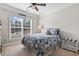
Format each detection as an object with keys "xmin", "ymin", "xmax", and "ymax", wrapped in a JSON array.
[{"xmin": 1, "ymin": 43, "xmax": 79, "ymax": 56}]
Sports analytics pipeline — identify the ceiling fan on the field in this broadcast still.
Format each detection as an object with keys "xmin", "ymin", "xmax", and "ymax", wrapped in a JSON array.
[{"xmin": 28, "ymin": 3, "xmax": 46, "ymax": 11}]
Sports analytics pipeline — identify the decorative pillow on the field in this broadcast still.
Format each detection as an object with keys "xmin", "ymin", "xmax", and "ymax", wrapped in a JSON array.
[
  {"xmin": 50, "ymin": 29, "xmax": 59, "ymax": 35},
  {"xmin": 44, "ymin": 28, "xmax": 59, "ymax": 35},
  {"xmin": 41, "ymin": 28, "xmax": 47, "ymax": 34},
  {"xmin": 45, "ymin": 28, "xmax": 52, "ymax": 35}
]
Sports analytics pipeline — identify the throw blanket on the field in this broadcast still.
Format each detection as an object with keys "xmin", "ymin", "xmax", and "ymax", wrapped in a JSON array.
[{"xmin": 22, "ymin": 34, "xmax": 61, "ymax": 56}]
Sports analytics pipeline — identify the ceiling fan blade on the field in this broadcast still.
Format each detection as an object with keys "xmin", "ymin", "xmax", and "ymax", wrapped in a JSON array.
[
  {"xmin": 31, "ymin": 3, "xmax": 36, "ymax": 5},
  {"xmin": 36, "ymin": 3, "xmax": 46, "ymax": 6},
  {"xmin": 35, "ymin": 6, "xmax": 39, "ymax": 11},
  {"xmin": 28, "ymin": 5, "xmax": 32, "ymax": 8}
]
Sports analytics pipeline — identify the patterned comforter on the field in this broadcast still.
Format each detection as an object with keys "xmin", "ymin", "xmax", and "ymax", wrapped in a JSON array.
[{"xmin": 21, "ymin": 34, "xmax": 61, "ymax": 56}]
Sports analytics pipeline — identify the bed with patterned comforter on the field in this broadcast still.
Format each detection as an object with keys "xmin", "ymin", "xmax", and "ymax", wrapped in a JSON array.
[{"xmin": 21, "ymin": 28, "xmax": 61, "ymax": 56}]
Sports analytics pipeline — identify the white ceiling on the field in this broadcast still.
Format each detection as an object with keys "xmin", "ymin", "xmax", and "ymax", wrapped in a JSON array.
[{"xmin": 6, "ymin": 3, "xmax": 72, "ymax": 15}]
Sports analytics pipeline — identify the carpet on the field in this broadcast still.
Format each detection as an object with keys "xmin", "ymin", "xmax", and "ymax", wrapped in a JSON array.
[{"xmin": 1, "ymin": 43, "xmax": 79, "ymax": 56}]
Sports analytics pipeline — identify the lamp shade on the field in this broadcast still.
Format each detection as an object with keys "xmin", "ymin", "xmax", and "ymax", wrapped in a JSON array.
[
  {"xmin": 38, "ymin": 25, "xmax": 42, "ymax": 29},
  {"xmin": 38, "ymin": 25, "xmax": 44, "ymax": 33}
]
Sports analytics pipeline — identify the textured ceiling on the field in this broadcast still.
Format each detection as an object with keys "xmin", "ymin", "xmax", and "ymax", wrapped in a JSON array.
[{"xmin": 6, "ymin": 3, "xmax": 72, "ymax": 15}]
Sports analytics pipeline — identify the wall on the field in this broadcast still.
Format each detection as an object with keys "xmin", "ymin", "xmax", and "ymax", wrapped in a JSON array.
[
  {"xmin": 0, "ymin": 4, "xmax": 39, "ymax": 44},
  {"xmin": 39, "ymin": 4, "xmax": 79, "ymax": 42},
  {"xmin": 0, "ymin": 9, "xmax": 10, "ymax": 44}
]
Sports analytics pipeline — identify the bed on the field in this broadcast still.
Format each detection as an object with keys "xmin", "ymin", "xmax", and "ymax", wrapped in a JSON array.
[{"xmin": 21, "ymin": 28, "xmax": 61, "ymax": 56}]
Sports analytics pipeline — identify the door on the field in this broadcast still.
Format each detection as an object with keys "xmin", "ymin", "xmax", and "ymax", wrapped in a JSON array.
[
  {"xmin": 9, "ymin": 15, "xmax": 32, "ymax": 42},
  {"xmin": 10, "ymin": 16, "xmax": 24, "ymax": 42}
]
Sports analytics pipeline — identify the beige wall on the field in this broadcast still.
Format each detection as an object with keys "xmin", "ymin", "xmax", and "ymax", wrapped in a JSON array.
[
  {"xmin": 0, "ymin": 4, "xmax": 39, "ymax": 44},
  {"xmin": 39, "ymin": 4, "xmax": 79, "ymax": 42},
  {"xmin": 0, "ymin": 9, "xmax": 10, "ymax": 44}
]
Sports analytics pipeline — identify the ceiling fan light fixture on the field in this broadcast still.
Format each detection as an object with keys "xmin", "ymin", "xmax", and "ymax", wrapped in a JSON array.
[{"xmin": 27, "ymin": 3, "xmax": 46, "ymax": 11}]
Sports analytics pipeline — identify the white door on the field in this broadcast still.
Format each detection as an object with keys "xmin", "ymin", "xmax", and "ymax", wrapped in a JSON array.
[
  {"xmin": 10, "ymin": 16, "xmax": 24, "ymax": 41},
  {"xmin": 9, "ymin": 15, "xmax": 32, "ymax": 42}
]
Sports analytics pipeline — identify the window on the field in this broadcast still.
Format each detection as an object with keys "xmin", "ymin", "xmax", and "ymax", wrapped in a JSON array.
[{"xmin": 10, "ymin": 16, "xmax": 32, "ymax": 40}]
